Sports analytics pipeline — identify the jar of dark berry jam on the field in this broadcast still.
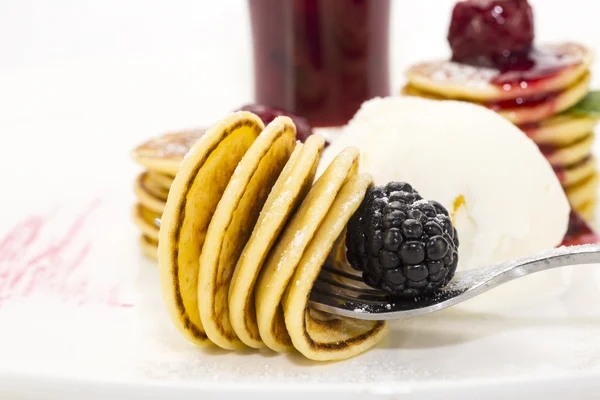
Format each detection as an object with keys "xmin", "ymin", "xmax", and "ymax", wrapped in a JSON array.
[{"xmin": 248, "ymin": 0, "xmax": 391, "ymax": 127}]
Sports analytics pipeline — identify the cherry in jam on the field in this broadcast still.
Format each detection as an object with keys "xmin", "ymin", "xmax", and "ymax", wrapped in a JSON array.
[
  {"xmin": 448, "ymin": 0, "xmax": 534, "ymax": 67},
  {"xmin": 236, "ymin": 104, "xmax": 317, "ymax": 144},
  {"xmin": 448, "ymin": 0, "xmax": 578, "ymax": 94}
]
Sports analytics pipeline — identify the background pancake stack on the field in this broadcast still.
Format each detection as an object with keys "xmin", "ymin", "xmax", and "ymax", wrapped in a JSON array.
[
  {"xmin": 130, "ymin": 129, "xmax": 205, "ymax": 259},
  {"xmin": 403, "ymin": 42, "xmax": 599, "ymax": 224}
]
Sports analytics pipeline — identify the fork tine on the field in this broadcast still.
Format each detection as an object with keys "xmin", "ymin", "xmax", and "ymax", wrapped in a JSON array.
[
  {"xmin": 312, "ymin": 276, "xmax": 390, "ymax": 305},
  {"xmin": 310, "ymin": 283, "xmax": 382, "ymax": 307},
  {"xmin": 320, "ymin": 264, "xmax": 363, "ymax": 282},
  {"xmin": 316, "ymin": 274, "xmax": 383, "ymax": 296}
]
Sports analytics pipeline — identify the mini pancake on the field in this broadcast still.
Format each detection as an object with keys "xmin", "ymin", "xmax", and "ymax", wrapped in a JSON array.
[
  {"xmin": 283, "ymin": 173, "xmax": 388, "ymax": 361},
  {"xmin": 405, "ymin": 42, "xmax": 593, "ymax": 102},
  {"xmin": 566, "ymin": 173, "xmax": 599, "ymax": 209},
  {"xmin": 556, "ymin": 156, "xmax": 597, "ymax": 188},
  {"xmin": 198, "ymin": 116, "xmax": 296, "ymax": 350},
  {"xmin": 158, "ymin": 112, "xmax": 264, "ymax": 346},
  {"xmin": 520, "ymin": 114, "xmax": 598, "ymax": 147},
  {"xmin": 255, "ymin": 147, "xmax": 359, "ymax": 353},
  {"xmin": 543, "ymin": 134, "xmax": 595, "ymax": 168},
  {"xmin": 132, "ymin": 203, "xmax": 160, "ymax": 241},
  {"xmin": 578, "ymin": 199, "xmax": 597, "ymax": 223},
  {"xmin": 147, "ymin": 171, "xmax": 175, "ymax": 191},
  {"xmin": 140, "ymin": 235, "xmax": 158, "ymax": 261},
  {"xmin": 131, "ymin": 128, "xmax": 206, "ymax": 175},
  {"xmin": 138, "ymin": 172, "xmax": 170, "ymax": 200},
  {"xmin": 134, "ymin": 172, "xmax": 167, "ymax": 214},
  {"xmin": 229, "ymin": 134, "xmax": 325, "ymax": 349},
  {"xmin": 490, "ymin": 73, "xmax": 590, "ymax": 125},
  {"xmin": 403, "ymin": 72, "xmax": 591, "ymax": 125}
]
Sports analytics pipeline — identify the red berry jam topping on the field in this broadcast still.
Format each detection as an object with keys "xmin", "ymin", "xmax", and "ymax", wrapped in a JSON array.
[
  {"xmin": 560, "ymin": 211, "xmax": 599, "ymax": 247},
  {"xmin": 490, "ymin": 46, "xmax": 578, "ymax": 90},
  {"xmin": 447, "ymin": 1, "xmax": 584, "ymax": 94},
  {"xmin": 485, "ymin": 89, "xmax": 560, "ymax": 111},
  {"xmin": 448, "ymin": 0, "xmax": 534, "ymax": 68},
  {"xmin": 236, "ymin": 104, "xmax": 316, "ymax": 143}
]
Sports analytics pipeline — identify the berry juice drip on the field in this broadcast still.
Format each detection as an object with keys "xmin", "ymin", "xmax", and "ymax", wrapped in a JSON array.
[
  {"xmin": 490, "ymin": 46, "xmax": 576, "ymax": 92},
  {"xmin": 248, "ymin": 0, "xmax": 391, "ymax": 127},
  {"xmin": 486, "ymin": 89, "xmax": 560, "ymax": 111}
]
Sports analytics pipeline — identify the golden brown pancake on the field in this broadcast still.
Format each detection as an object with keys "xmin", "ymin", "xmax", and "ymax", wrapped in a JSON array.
[
  {"xmin": 403, "ymin": 72, "xmax": 591, "ymax": 125},
  {"xmin": 283, "ymin": 173, "xmax": 389, "ymax": 361},
  {"xmin": 134, "ymin": 172, "xmax": 167, "ymax": 214},
  {"xmin": 255, "ymin": 147, "xmax": 359, "ymax": 353},
  {"xmin": 131, "ymin": 128, "xmax": 206, "ymax": 175},
  {"xmin": 158, "ymin": 112, "xmax": 264, "ymax": 346},
  {"xmin": 139, "ymin": 172, "xmax": 170, "ymax": 200},
  {"xmin": 578, "ymin": 199, "xmax": 597, "ymax": 223},
  {"xmin": 566, "ymin": 173, "xmax": 599, "ymax": 209},
  {"xmin": 131, "ymin": 203, "xmax": 160, "ymax": 241},
  {"xmin": 557, "ymin": 156, "xmax": 597, "ymax": 187},
  {"xmin": 198, "ymin": 116, "xmax": 296, "ymax": 350},
  {"xmin": 543, "ymin": 134, "xmax": 594, "ymax": 168},
  {"xmin": 140, "ymin": 235, "xmax": 158, "ymax": 261},
  {"xmin": 405, "ymin": 42, "xmax": 593, "ymax": 102},
  {"xmin": 520, "ymin": 114, "xmax": 598, "ymax": 147},
  {"xmin": 146, "ymin": 171, "xmax": 175, "ymax": 191},
  {"xmin": 229, "ymin": 134, "xmax": 325, "ymax": 349}
]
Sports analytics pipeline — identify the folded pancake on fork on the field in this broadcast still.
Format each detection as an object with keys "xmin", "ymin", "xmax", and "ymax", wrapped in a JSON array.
[
  {"xmin": 197, "ymin": 116, "xmax": 296, "ymax": 350},
  {"xmin": 254, "ymin": 147, "xmax": 360, "ymax": 352},
  {"xmin": 158, "ymin": 112, "xmax": 264, "ymax": 346},
  {"xmin": 283, "ymin": 172, "xmax": 389, "ymax": 361},
  {"xmin": 154, "ymin": 111, "xmax": 390, "ymax": 360},
  {"xmin": 229, "ymin": 134, "xmax": 325, "ymax": 349}
]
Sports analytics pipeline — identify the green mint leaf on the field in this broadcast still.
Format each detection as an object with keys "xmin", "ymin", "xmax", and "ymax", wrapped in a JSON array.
[{"xmin": 565, "ymin": 90, "xmax": 600, "ymax": 118}]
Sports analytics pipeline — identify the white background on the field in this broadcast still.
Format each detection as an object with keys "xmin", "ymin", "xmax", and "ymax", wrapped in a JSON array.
[
  {"xmin": 1, "ymin": 0, "xmax": 598, "ymax": 135},
  {"xmin": 1, "ymin": 2, "xmax": 600, "ymax": 398}
]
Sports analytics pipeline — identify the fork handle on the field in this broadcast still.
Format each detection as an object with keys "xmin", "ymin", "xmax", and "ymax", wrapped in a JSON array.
[{"xmin": 450, "ymin": 243, "xmax": 600, "ymax": 293}]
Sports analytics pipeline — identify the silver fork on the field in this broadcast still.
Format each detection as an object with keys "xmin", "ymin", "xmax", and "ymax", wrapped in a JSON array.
[{"xmin": 308, "ymin": 244, "xmax": 600, "ymax": 320}]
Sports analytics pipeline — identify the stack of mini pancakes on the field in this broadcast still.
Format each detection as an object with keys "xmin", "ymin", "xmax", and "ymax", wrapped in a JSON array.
[
  {"xmin": 151, "ymin": 111, "xmax": 387, "ymax": 361},
  {"xmin": 403, "ymin": 42, "xmax": 599, "ymax": 223},
  {"xmin": 130, "ymin": 129, "xmax": 205, "ymax": 260}
]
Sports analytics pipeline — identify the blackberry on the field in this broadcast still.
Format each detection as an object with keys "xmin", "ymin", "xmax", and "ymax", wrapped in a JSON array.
[{"xmin": 346, "ymin": 182, "xmax": 459, "ymax": 298}]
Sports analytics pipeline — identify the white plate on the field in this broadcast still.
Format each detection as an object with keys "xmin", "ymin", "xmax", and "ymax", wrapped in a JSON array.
[{"xmin": 1, "ymin": 58, "xmax": 600, "ymax": 400}]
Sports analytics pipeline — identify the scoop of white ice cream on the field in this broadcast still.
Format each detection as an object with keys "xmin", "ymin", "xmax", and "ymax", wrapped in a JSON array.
[{"xmin": 319, "ymin": 96, "xmax": 570, "ymax": 274}]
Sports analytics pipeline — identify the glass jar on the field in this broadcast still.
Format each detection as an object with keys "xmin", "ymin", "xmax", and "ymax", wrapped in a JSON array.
[{"xmin": 248, "ymin": 0, "xmax": 391, "ymax": 127}]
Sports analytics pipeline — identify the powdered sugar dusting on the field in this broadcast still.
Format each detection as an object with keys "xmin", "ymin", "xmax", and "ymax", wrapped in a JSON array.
[
  {"xmin": 134, "ymin": 128, "xmax": 205, "ymax": 160},
  {"xmin": 412, "ymin": 60, "xmax": 498, "ymax": 88}
]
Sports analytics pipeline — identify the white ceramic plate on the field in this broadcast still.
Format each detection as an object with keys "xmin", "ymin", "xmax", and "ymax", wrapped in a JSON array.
[{"xmin": 1, "ymin": 58, "xmax": 600, "ymax": 400}]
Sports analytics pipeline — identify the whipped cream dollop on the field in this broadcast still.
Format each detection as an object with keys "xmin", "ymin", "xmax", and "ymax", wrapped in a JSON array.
[{"xmin": 319, "ymin": 96, "xmax": 570, "ymax": 272}]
